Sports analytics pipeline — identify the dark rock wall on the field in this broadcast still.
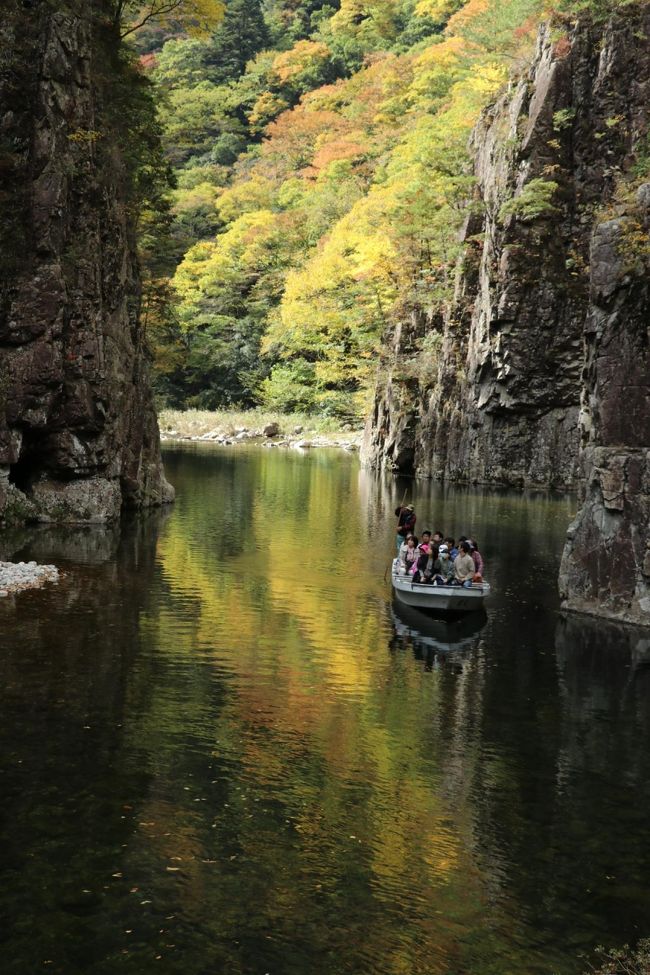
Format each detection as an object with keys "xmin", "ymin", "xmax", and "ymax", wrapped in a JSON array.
[
  {"xmin": 0, "ymin": 1, "xmax": 173, "ymax": 523},
  {"xmin": 559, "ymin": 179, "xmax": 650, "ymax": 624},
  {"xmin": 363, "ymin": 7, "xmax": 649, "ymax": 494}
]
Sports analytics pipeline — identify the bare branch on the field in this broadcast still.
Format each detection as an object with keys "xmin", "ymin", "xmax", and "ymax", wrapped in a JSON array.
[{"xmin": 118, "ymin": 0, "xmax": 186, "ymax": 39}]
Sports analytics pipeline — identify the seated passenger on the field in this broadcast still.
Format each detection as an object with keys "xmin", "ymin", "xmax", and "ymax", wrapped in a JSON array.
[
  {"xmin": 418, "ymin": 531, "xmax": 432, "ymax": 551},
  {"xmin": 413, "ymin": 544, "xmax": 440, "ymax": 584},
  {"xmin": 435, "ymin": 544, "xmax": 455, "ymax": 584},
  {"xmin": 454, "ymin": 541, "xmax": 475, "ymax": 588},
  {"xmin": 445, "ymin": 537, "xmax": 458, "ymax": 560},
  {"xmin": 469, "ymin": 539, "xmax": 484, "ymax": 578},
  {"xmin": 433, "ymin": 530, "xmax": 444, "ymax": 548},
  {"xmin": 399, "ymin": 535, "xmax": 419, "ymax": 574},
  {"xmin": 398, "ymin": 532, "xmax": 414, "ymax": 561}
]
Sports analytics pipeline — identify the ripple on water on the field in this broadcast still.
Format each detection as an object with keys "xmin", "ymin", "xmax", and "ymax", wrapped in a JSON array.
[{"xmin": 0, "ymin": 446, "xmax": 648, "ymax": 975}]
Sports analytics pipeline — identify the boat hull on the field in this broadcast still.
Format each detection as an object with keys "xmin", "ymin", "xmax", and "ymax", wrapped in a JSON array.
[{"xmin": 392, "ymin": 563, "xmax": 490, "ymax": 613}]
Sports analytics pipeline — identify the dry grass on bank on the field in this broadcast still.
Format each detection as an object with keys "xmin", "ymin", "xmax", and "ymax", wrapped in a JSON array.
[{"xmin": 158, "ymin": 408, "xmax": 363, "ymax": 443}]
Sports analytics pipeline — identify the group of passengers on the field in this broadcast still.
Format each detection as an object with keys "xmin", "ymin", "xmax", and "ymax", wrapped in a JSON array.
[{"xmin": 394, "ymin": 503, "xmax": 484, "ymax": 588}]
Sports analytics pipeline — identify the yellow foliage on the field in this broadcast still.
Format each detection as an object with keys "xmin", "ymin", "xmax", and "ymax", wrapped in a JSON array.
[
  {"xmin": 171, "ymin": 181, "xmax": 219, "ymax": 215},
  {"xmin": 415, "ymin": 0, "xmax": 463, "ymax": 20},
  {"xmin": 249, "ymin": 90, "xmax": 289, "ymax": 129},
  {"xmin": 120, "ymin": 0, "xmax": 225, "ymax": 39},
  {"xmin": 216, "ymin": 176, "xmax": 276, "ymax": 224},
  {"xmin": 271, "ymin": 40, "xmax": 331, "ymax": 84},
  {"xmin": 329, "ymin": 0, "xmax": 403, "ymax": 42}
]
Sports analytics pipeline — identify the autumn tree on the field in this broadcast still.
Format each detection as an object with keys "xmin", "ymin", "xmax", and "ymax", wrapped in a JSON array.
[
  {"xmin": 147, "ymin": 0, "xmax": 563, "ymax": 413},
  {"xmin": 113, "ymin": 0, "xmax": 225, "ymax": 39}
]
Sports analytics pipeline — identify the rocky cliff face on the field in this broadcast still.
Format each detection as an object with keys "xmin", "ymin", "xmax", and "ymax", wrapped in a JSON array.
[
  {"xmin": 363, "ymin": 4, "xmax": 650, "ymax": 623},
  {"xmin": 0, "ymin": 1, "xmax": 173, "ymax": 524},
  {"xmin": 558, "ymin": 175, "xmax": 650, "ymax": 624},
  {"xmin": 363, "ymin": 5, "xmax": 649, "ymax": 492}
]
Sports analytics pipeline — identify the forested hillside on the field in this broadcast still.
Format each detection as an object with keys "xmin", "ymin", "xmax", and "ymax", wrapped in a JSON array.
[{"xmin": 140, "ymin": 0, "xmax": 633, "ymax": 420}]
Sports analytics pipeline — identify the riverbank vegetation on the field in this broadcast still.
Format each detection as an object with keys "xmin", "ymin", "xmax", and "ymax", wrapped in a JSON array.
[
  {"xmin": 131, "ymin": 0, "xmax": 633, "ymax": 424},
  {"xmin": 159, "ymin": 406, "xmax": 362, "ymax": 440}
]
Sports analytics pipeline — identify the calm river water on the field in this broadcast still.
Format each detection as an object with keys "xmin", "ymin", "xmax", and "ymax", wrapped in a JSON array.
[{"xmin": 1, "ymin": 444, "xmax": 650, "ymax": 975}]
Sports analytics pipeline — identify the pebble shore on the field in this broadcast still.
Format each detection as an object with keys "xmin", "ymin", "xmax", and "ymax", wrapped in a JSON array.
[
  {"xmin": 0, "ymin": 561, "xmax": 59, "ymax": 597},
  {"xmin": 161, "ymin": 425, "xmax": 361, "ymax": 452}
]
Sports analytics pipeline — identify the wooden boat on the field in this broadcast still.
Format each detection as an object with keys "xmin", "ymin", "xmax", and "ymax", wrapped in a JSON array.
[{"xmin": 391, "ymin": 559, "xmax": 490, "ymax": 613}]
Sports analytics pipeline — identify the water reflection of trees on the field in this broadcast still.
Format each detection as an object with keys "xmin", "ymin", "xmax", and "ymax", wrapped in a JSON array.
[{"xmin": 3, "ymin": 446, "xmax": 649, "ymax": 975}]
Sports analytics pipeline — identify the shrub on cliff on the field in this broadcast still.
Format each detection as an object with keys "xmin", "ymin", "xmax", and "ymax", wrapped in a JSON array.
[{"xmin": 498, "ymin": 178, "xmax": 560, "ymax": 223}]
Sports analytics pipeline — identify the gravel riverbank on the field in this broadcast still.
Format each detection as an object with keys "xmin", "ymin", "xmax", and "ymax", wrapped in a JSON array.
[
  {"xmin": 0, "ymin": 561, "xmax": 59, "ymax": 597},
  {"xmin": 158, "ymin": 409, "xmax": 362, "ymax": 452}
]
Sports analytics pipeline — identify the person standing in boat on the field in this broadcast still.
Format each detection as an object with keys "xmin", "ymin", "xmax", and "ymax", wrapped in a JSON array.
[{"xmin": 395, "ymin": 503, "xmax": 416, "ymax": 554}]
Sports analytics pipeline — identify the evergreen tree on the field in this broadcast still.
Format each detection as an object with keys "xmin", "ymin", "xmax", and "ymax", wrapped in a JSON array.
[{"xmin": 202, "ymin": 0, "xmax": 270, "ymax": 83}]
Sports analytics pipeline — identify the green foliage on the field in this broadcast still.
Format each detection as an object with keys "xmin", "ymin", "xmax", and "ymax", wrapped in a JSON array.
[
  {"xmin": 498, "ymin": 178, "xmax": 560, "ymax": 223},
  {"xmin": 145, "ymin": 0, "xmax": 561, "ymax": 416},
  {"xmin": 160, "ymin": 80, "xmax": 242, "ymax": 165},
  {"xmin": 201, "ymin": 0, "xmax": 270, "ymax": 83},
  {"xmin": 556, "ymin": 0, "xmax": 638, "ymax": 21},
  {"xmin": 553, "ymin": 107, "xmax": 575, "ymax": 130},
  {"xmin": 259, "ymin": 359, "xmax": 318, "ymax": 411}
]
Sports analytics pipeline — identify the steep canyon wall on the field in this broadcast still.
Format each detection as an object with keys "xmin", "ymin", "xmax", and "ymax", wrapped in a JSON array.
[
  {"xmin": 0, "ymin": 0, "xmax": 173, "ymax": 524},
  {"xmin": 363, "ymin": 5, "xmax": 650, "ymax": 624}
]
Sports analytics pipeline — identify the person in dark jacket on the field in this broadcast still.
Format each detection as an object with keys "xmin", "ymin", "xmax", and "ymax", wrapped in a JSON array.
[
  {"xmin": 395, "ymin": 503, "xmax": 416, "ymax": 554},
  {"xmin": 413, "ymin": 544, "xmax": 440, "ymax": 584}
]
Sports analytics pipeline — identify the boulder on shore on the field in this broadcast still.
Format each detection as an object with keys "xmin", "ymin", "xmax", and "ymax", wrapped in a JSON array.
[{"xmin": 263, "ymin": 422, "xmax": 280, "ymax": 437}]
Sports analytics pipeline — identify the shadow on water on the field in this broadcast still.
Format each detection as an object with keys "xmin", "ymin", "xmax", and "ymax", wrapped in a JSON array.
[
  {"xmin": 0, "ymin": 445, "xmax": 649, "ymax": 975},
  {"xmin": 389, "ymin": 601, "xmax": 487, "ymax": 670}
]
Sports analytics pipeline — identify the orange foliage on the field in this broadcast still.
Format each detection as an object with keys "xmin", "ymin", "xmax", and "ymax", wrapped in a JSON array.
[
  {"xmin": 446, "ymin": 0, "xmax": 489, "ymax": 33},
  {"xmin": 260, "ymin": 108, "xmax": 345, "ymax": 174},
  {"xmin": 311, "ymin": 137, "xmax": 368, "ymax": 173}
]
